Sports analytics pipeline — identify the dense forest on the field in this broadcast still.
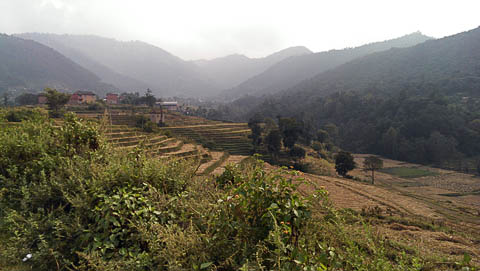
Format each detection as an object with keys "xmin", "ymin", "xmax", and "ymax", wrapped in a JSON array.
[
  {"xmin": 206, "ymin": 27, "xmax": 480, "ymax": 169},
  {"xmin": 251, "ymin": 91, "xmax": 480, "ymax": 169}
]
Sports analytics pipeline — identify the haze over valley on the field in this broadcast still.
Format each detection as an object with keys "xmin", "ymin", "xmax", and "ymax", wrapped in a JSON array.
[{"xmin": 2, "ymin": 1, "xmax": 480, "ymax": 269}]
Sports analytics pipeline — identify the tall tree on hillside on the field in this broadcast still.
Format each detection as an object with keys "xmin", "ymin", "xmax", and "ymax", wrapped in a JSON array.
[
  {"xmin": 266, "ymin": 130, "xmax": 282, "ymax": 161},
  {"xmin": 278, "ymin": 117, "xmax": 301, "ymax": 149},
  {"xmin": 335, "ymin": 151, "xmax": 356, "ymax": 177},
  {"xmin": 44, "ymin": 88, "xmax": 71, "ymax": 117},
  {"xmin": 363, "ymin": 156, "xmax": 383, "ymax": 184},
  {"xmin": 145, "ymin": 89, "xmax": 156, "ymax": 107},
  {"xmin": 248, "ymin": 114, "xmax": 264, "ymax": 151},
  {"xmin": 289, "ymin": 146, "xmax": 306, "ymax": 162}
]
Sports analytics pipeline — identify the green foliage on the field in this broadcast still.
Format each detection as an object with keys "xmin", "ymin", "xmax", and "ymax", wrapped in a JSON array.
[
  {"xmin": 87, "ymin": 101, "xmax": 105, "ymax": 111},
  {"xmin": 0, "ymin": 109, "xmax": 453, "ymax": 270},
  {"xmin": 316, "ymin": 129, "xmax": 329, "ymax": 143},
  {"xmin": 44, "ymin": 88, "xmax": 71, "ymax": 117},
  {"xmin": 15, "ymin": 93, "xmax": 38, "ymax": 106},
  {"xmin": 248, "ymin": 114, "xmax": 264, "ymax": 148},
  {"xmin": 335, "ymin": 151, "xmax": 356, "ymax": 176},
  {"xmin": 289, "ymin": 145, "xmax": 306, "ymax": 161},
  {"xmin": 363, "ymin": 156, "xmax": 384, "ymax": 184},
  {"xmin": 135, "ymin": 115, "xmax": 156, "ymax": 133},
  {"xmin": 2, "ymin": 107, "xmax": 48, "ymax": 122},
  {"xmin": 144, "ymin": 89, "xmax": 156, "ymax": 107},
  {"xmin": 213, "ymin": 159, "xmax": 326, "ymax": 270},
  {"xmin": 266, "ymin": 129, "xmax": 282, "ymax": 158},
  {"xmin": 278, "ymin": 117, "xmax": 302, "ymax": 149}
]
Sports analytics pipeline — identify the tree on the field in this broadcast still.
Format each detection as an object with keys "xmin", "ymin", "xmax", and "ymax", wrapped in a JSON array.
[
  {"xmin": 278, "ymin": 117, "xmax": 301, "ymax": 149},
  {"xmin": 335, "ymin": 151, "xmax": 356, "ymax": 177},
  {"xmin": 363, "ymin": 156, "xmax": 383, "ymax": 184},
  {"xmin": 289, "ymin": 146, "xmax": 306, "ymax": 162},
  {"xmin": 15, "ymin": 93, "xmax": 38, "ymax": 106},
  {"xmin": 381, "ymin": 127, "xmax": 398, "ymax": 159},
  {"xmin": 248, "ymin": 114, "xmax": 264, "ymax": 149},
  {"xmin": 426, "ymin": 131, "xmax": 457, "ymax": 163},
  {"xmin": 265, "ymin": 130, "xmax": 282, "ymax": 160},
  {"xmin": 316, "ymin": 129, "xmax": 329, "ymax": 143},
  {"xmin": 44, "ymin": 88, "xmax": 71, "ymax": 117},
  {"xmin": 145, "ymin": 89, "xmax": 156, "ymax": 107}
]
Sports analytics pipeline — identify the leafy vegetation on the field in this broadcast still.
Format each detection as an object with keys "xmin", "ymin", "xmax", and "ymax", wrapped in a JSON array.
[
  {"xmin": 335, "ymin": 151, "xmax": 356, "ymax": 177},
  {"xmin": 212, "ymin": 27, "xmax": 480, "ymax": 172},
  {"xmin": 0, "ymin": 109, "xmax": 451, "ymax": 270},
  {"xmin": 363, "ymin": 156, "xmax": 384, "ymax": 184},
  {"xmin": 44, "ymin": 88, "xmax": 71, "ymax": 117}
]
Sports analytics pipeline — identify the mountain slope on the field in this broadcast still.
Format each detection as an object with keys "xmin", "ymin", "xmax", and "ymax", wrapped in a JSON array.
[
  {"xmin": 15, "ymin": 33, "xmax": 150, "ymax": 92},
  {"xmin": 194, "ymin": 46, "xmax": 312, "ymax": 89},
  {"xmin": 0, "ymin": 34, "xmax": 113, "ymax": 94},
  {"xmin": 238, "ymin": 26, "xmax": 480, "ymax": 166},
  {"xmin": 18, "ymin": 33, "xmax": 219, "ymax": 97},
  {"xmin": 227, "ymin": 32, "xmax": 432, "ymax": 98},
  {"xmin": 281, "ymin": 26, "xmax": 480, "ymax": 103}
]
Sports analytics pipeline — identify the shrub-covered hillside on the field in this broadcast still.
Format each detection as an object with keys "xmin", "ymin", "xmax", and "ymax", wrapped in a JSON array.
[{"xmin": 0, "ymin": 109, "xmax": 472, "ymax": 270}]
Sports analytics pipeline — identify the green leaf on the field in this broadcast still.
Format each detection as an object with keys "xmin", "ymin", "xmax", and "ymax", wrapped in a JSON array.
[{"xmin": 200, "ymin": 262, "xmax": 212, "ymax": 269}]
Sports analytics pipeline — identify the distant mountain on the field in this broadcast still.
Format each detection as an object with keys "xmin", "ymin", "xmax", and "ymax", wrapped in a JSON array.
[
  {"xmin": 194, "ymin": 46, "xmax": 312, "ymax": 89},
  {"xmin": 17, "ymin": 33, "xmax": 219, "ymax": 97},
  {"xmin": 0, "ymin": 34, "xmax": 113, "ymax": 95},
  {"xmin": 280, "ymin": 27, "xmax": 480, "ymax": 103},
  {"xmin": 15, "ymin": 33, "xmax": 150, "ymax": 92},
  {"xmin": 226, "ymin": 32, "xmax": 432, "ymax": 98},
  {"xmin": 240, "ymin": 26, "xmax": 480, "ymax": 166}
]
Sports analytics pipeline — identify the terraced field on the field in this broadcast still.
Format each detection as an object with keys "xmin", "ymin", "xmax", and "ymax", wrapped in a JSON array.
[
  {"xmin": 160, "ymin": 123, "xmax": 252, "ymax": 155},
  {"xmin": 103, "ymin": 124, "xmax": 249, "ymax": 176},
  {"xmin": 105, "ymin": 125, "xmax": 204, "ymax": 160}
]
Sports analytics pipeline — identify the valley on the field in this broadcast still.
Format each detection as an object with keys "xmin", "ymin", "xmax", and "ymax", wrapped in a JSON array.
[{"xmin": 2, "ymin": 17, "xmax": 480, "ymax": 270}]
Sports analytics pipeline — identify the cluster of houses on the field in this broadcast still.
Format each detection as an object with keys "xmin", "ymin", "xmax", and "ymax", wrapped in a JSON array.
[{"xmin": 37, "ymin": 91, "xmax": 178, "ymax": 110}]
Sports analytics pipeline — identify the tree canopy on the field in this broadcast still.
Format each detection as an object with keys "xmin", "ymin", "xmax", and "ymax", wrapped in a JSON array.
[
  {"xmin": 335, "ymin": 151, "xmax": 356, "ymax": 177},
  {"xmin": 44, "ymin": 88, "xmax": 70, "ymax": 117},
  {"xmin": 363, "ymin": 156, "xmax": 384, "ymax": 184}
]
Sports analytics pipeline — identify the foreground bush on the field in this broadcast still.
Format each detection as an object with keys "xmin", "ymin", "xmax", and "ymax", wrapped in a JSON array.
[{"xmin": 0, "ymin": 113, "xmax": 436, "ymax": 270}]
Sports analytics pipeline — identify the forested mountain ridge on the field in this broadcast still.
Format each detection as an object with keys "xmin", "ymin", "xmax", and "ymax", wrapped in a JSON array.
[
  {"xmin": 244, "ymin": 26, "xmax": 480, "ymax": 167},
  {"xmin": 16, "ymin": 33, "xmax": 151, "ymax": 92},
  {"xmin": 0, "ymin": 34, "xmax": 113, "ymax": 95},
  {"xmin": 193, "ymin": 46, "xmax": 312, "ymax": 89},
  {"xmin": 17, "ymin": 33, "xmax": 219, "ymax": 97},
  {"xmin": 281, "ymin": 27, "xmax": 480, "ymax": 101},
  {"xmin": 226, "ymin": 32, "xmax": 432, "ymax": 98}
]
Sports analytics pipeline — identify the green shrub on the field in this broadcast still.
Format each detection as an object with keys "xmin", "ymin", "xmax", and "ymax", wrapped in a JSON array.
[
  {"xmin": 3, "ymin": 107, "xmax": 47, "ymax": 122},
  {"xmin": 0, "ymin": 111, "xmax": 434, "ymax": 270},
  {"xmin": 87, "ymin": 102, "xmax": 105, "ymax": 111},
  {"xmin": 135, "ymin": 115, "xmax": 156, "ymax": 133}
]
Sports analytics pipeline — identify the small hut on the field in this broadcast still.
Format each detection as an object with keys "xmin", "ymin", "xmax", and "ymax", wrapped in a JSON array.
[{"xmin": 149, "ymin": 107, "xmax": 164, "ymax": 125}]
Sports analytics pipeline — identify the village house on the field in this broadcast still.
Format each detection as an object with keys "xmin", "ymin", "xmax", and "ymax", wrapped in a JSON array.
[
  {"xmin": 157, "ymin": 101, "xmax": 178, "ymax": 111},
  {"xmin": 69, "ymin": 91, "xmax": 96, "ymax": 104},
  {"xmin": 37, "ymin": 94, "xmax": 47, "ymax": 104},
  {"xmin": 106, "ymin": 93, "xmax": 119, "ymax": 104}
]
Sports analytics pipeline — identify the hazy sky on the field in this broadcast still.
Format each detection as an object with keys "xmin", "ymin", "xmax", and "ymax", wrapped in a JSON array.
[{"xmin": 1, "ymin": 0, "xmax": 479, "ymax": 60}]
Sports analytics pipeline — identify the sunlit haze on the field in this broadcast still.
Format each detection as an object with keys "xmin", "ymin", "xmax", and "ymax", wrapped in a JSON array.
[{"xmin": 1, "ymin": 0, "xmax": 479, "ymax": 59}]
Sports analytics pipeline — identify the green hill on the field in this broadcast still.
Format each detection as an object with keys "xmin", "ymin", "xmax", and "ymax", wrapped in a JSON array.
[
  {"xmin": 245, "ymin": 26, "xmax": 480, "ymax": 166},
  {"xmin": 0, "ymin": 34, "xmax": 114, "ymax": 95},
  {"xmin": 225, "ymin": 32, "xmax": 431, "ymax": 98}
]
